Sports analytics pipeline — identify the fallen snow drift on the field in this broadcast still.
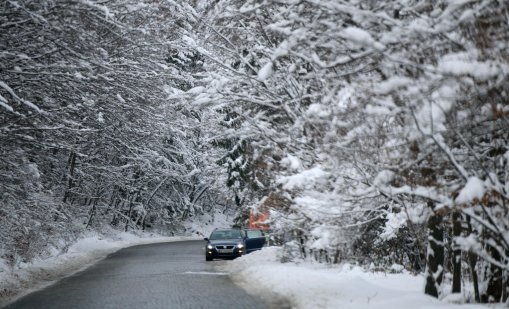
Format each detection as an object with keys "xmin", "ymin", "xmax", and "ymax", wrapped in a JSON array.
[{"xmin": 228, "ymin": 247, "xmax": 494, "ymax": 309}]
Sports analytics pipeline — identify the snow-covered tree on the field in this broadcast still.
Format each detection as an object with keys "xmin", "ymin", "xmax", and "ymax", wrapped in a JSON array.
[
  {"xmin": 0, "ymin": 0, "xmax": 228, "ymax": 265},
  {"xmin": 190, "ymin": 0, "xmax": 508, "ymax": 303}
]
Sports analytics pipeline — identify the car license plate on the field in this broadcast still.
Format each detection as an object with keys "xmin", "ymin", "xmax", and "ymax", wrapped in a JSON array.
[{"xmin": 217, "ymin": 249, "xmax": 233, "ymax": 253}]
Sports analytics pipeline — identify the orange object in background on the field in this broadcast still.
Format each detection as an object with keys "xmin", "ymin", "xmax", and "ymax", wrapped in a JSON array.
[{"xmin": 248, "ymin": 210, "xmax": 270, "ymax": 230}]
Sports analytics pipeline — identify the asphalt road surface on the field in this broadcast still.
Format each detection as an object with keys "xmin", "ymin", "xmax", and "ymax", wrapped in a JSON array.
[{"xmin": 4, "ymin": 240, "xmax": 268, "ymax": 309}]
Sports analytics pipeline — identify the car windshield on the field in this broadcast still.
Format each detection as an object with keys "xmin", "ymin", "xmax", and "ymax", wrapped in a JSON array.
[
  {"xmin": 209, "ymin": 230, "xmax": 243, "ymax": 240},
  {"xmin": 246, "ymin": 230, "xmax": 263, "ymax": 238}
]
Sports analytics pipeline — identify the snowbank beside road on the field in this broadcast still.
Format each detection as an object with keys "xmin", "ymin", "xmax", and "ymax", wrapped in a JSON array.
[
  {"xmin": 0, "ymin": 232, "xmax": 199, "ymax": 306},
  {"xmin": 228, "ymin": 247, "xmax": 497, "ymax": 309}
]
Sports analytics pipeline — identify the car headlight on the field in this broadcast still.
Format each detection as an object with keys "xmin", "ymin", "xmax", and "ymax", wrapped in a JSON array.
[
  {"xmin": 237, "ymin": 243, "xmax": 244, "ymax": 249},
  {"xmin": 207, "ymin": 244, "xmax": 213, "ymax": 250}
]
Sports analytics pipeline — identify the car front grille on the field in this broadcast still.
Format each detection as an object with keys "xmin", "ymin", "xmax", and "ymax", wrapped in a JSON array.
[{"xmin": 215, "ymin": 245, "xmax": 235, "ymax": 250}]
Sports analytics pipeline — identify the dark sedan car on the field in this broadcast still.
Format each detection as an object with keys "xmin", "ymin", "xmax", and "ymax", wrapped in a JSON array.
[{"xmin": 204, "ymin": 229, "xmax": 266, "ymax": 261}]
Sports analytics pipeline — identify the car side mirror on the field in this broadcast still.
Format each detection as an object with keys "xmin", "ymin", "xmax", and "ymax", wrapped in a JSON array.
[{"xmin": 204, "ymin": 237, "xmax": 209, "ymax": 241}]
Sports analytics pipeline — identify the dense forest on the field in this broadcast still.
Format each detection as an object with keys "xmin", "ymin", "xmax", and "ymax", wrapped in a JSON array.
[{"xmin": 1, "ymin": 0, "xmax": 508, "ymax": 304}]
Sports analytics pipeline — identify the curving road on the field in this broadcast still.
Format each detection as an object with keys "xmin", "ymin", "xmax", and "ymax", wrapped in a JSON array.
[{"xmin": 4, "ymin": 240, "xmax": 267, "ymax": 309}]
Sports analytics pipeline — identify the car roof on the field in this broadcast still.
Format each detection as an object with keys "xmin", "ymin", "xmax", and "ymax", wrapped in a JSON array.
[{"xmin": 213, "ymin": 228, "xmax": 241, "ymax": 231}]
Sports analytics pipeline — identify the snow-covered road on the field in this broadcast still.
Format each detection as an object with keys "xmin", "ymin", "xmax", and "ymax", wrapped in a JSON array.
[
  {"xmin": 2, "ymin": 236, "xmax": 502, "ymax": 309},
  {"xmin": 4, "ymin": 240, "xmax": 266, "ymax": 309}
]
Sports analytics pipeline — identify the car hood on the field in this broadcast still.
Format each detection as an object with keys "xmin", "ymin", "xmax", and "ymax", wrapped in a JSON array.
[{"xmin": 208, "ymin": 239, "xmax": 243, "ymax": 245}]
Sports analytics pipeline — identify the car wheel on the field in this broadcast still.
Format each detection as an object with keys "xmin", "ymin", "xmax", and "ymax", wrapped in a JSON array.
[{"xmin": 206, "ymin": 256, "xmax": 213, "ymax": 261}]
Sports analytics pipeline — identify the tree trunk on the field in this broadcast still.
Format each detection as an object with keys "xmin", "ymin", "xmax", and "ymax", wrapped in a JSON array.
[
  {"xmin": 483, "ymin": 245, "xmax": 503, "ymax": 303},
  {"xmin": 142, "ymin": 211, "xmax": 148, "ymax": 231},
  {"xmin": 469, "ymin": 251, "xmax": 481, "ymax": 302},
  {"xmin": 503, "ymin": 270, "xmax": 508, "ymax": 304},
  {"xmin": 466, "ymin": 216, "xmax": 480, "ymax": 302},
  {"xmin": 125, "ymin": 195, "xmax": 134, "ymax": 232},
  {"xmin": 452, "ymin": 211, "xmax": 462, "ymax": 294},
  {"xmin": 63, "ymin": 151, "xmax": 76, "ymax": 203},
  {"xmin": 425, "ymin": 210, "xmax": 444, "ymax": 298},
  {"xmin": 85, "ymin": 201, "xmax": 97, "ymax": 229}
]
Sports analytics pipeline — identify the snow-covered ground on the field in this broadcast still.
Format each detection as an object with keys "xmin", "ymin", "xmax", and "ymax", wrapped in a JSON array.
[
  {"xmin": 0, "ymin": 231, "xmax": 199, "ymax": 306},
  {"xmin": 227, "ymin": 247, "xmax": 502, "ymax": 309}
]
